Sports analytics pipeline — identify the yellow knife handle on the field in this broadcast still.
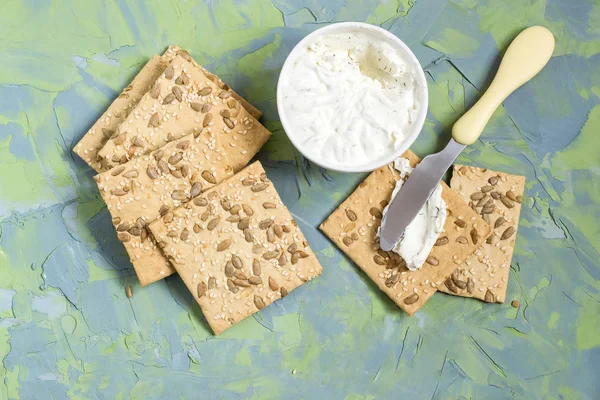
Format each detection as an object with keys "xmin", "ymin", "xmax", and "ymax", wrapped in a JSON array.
[{"xmin": 452, "ymin": 26, "xmax": 555, "ymax": 145}]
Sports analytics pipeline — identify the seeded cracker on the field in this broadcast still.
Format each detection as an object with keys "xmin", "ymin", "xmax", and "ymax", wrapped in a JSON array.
[
  {"xmin": 94, "ymin": 131, "xmax": 234, "ymax": 286},
  {"xmin": 148, "ymin": 161, "xmax": 323, "ymax": 334},
  {"xmin": 97, "ymin": 55, "xmax": 271, "ymax": 172},
  {"xmin": 73, "ymin": 45, "xmax": 261, "ymax": 172},
  {"xmin": 319, "ymin": 150, "xmax": 492, "ymax": 315},
  {"xmin": 437, "ymin": 165, "xmax": 525, "ymax": 303}
]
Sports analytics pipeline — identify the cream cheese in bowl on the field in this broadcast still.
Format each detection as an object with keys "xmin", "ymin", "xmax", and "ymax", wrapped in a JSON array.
[{"xmin": 277, "ymin": 23, "xmax": 427, "ymax": 172}]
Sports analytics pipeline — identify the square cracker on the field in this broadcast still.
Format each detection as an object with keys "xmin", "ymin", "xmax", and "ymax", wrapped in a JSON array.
[
  {"xmin": 437, "ymin": 164, "xmax": 525, "ymax": 303},
  {"xmin": 94, "ymin": 130, "xmax": 234, "ymax": 286},
  {"xmin": 148, "ymin": 161, "xmax": 323, "ymax": 334},
  {"xmin": 73, "ymin": 45, "xmax": 261, "ymax": 172},
  {"xmin": 97, "ymin": 55, "xmax": 271, "ymax": 172},
  {"xmin": 319, "ymin": 150, "xmax": 492, "ymax": 315}
]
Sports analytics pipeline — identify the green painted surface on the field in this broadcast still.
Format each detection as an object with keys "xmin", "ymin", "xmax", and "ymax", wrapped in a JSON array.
[{"xmin": 0, "ymin": 0, "xmax": 598, "ymax": 399}]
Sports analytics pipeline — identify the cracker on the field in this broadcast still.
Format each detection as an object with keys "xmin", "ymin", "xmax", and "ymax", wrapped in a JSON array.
[
  {"xmin": 73, "ymin": 46, "xmax": 261, "ymax": 172},
  {"xmin": 437, "ymin": 165, "xmax": 525, "ymax": 303},
  {"xmin": 94, "ymin": 130, "xmax": 234, "ymax": 286},
  {"xmin": 319, "ymin": 150, "xmax": 492, "ymax": 315},
  {"xmin": 148, "ymin": 161, "xmax": 323, "ymax": 334},
  {"xmin": 97, "ymin": 55, "xmax": 271, "ymax": 172}
]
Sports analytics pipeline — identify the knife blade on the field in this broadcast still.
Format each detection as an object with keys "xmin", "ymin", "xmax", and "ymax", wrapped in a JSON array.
[
  {"xmin": 379, "ymin": 139, "xmax": 465, "ymax": 251},
  {"xmin": 378, "ymin": 26, "xmax": 554, "ymax": 252}
]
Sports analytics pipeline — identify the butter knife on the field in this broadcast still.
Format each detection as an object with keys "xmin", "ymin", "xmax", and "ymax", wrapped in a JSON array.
[{"xmin": 380, "ymin": 26, "xmax": 555, "ymax": 251}]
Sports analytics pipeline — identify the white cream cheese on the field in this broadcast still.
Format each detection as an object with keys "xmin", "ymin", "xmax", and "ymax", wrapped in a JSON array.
[
  {"xmin": 279, "ymin": 29, "xmax": 420, "ymax": 168},
  {"xmin": 380, "ymin": 158, "xmax": 447, "ymax": 271}
]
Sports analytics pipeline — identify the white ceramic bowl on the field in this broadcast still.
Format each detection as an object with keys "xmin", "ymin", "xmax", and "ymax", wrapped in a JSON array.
[{"xmin": 276, "ymin": 22, "xmax": 429, "ymax": 173}]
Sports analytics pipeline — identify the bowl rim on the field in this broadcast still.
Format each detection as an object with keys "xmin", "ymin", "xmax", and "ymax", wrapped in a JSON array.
[{"xmin": 276, "ymin": 21, "xmax": 429, "ymax": 173}]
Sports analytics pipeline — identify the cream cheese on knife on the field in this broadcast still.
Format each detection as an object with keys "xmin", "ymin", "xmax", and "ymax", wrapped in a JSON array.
[
  {"xmin": 279, "ymin": 29, "xmax": 420, "ymax": 168},
  {"xmin": 379, "ymin": 158, "xmax": 447, "ymax": 270}
]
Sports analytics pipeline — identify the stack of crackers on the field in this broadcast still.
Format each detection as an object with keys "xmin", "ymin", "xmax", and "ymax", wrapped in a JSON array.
[
  {"xmin": 320, "ymin": 151, "xmax": 525, "ymax": 315},
  {"xmin": 74, "ymin": 46, "xmax": 323, "ymax": 334}
]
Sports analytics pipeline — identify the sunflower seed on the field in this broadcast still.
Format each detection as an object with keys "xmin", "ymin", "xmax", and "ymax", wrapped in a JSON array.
[
  {"xmin": 110, "ymin": 188, "xmax": 128, "ymax": 196},
  {"xmin": 259, "ymin": 219, "xmax": 273, "ymax": 230},
  {"xmin": 167, "ymin": 231, "xmax": 178, "ymax": 238},
  {"xmin": 444, "ymin": 278, "xmax": 458, "ymax": 293},
  {"xmin": 344, "ymin": 222, "xmax": 356, "ymax": 232},
  {"xmin": 426, "ymin": 256, "xmax": 439, "ymax": 266},
  {"xmin": 171, "ymin": 169, "xmax": 183, "ymax": 179},
  {"xmin": 484, "ymin": 290, "xmax": 495, "ymax": 303},
  {"xmin": 159, "ymin": 205, "xmax": 170, "ymax": 216},
  {"xmin": 229, "ymin": 204, "xmax": 241, "ymax": 215},
  {"xmin": 248, "ymin": 276, "xmax": 262, "ymax": 285},
  {"xmin": 454, "ymin": 220, "xmax": 466, "ymax": 228},
  {"xmin": 404, "ymin": 293, "xmax": 419, "ymax": 305},
  {"xmin": 201, "ymin": 170, "xmax": 216, "ymax": 184},
  {"xmin": 172, "ymin": 86, "xmax": 183, "ymax": 102},
  {"xmin": 263, "ymin": 202, "xmax": 276, "ymax": 209},
  {"xmin": 476, "ymin": 196, "xmax": 489, "ymax": 207},
  {"xmin": 253, "ymin": 245, "xmax": 265, "ymax": 254},
  {"xmin": 164, "ymin": 65, "xmax": 174, "ymax": 79},
  {"xmin": 278, "ymin": 253, "xmax": 287, "ymax": 266},
  {"xmin": 291, "ymin": 253, "xmax": 299, "ymax": 265},
  {"xmin": 342, "ymin": 236, "xmax": 354, "ymax": 246},
  {"xmin": 193, "ymin": 198, "xmax": 208, "ymax": 207},
  {"xmin": 266, "ymin": 228, "xmax": 276, "ymax": 243},
  {"xmin": 217, "ymin": 239, "xmax": 232, "ymax": 251},
  {"xmin": 202, "ymin": 113, "xmax": 213, "ymax": 127},
  {"xmin": 198, "ymin": 87, "xmax": 212, "ymax": 96},
  {"xmin": 149, "ymin": 84, "xmax": 160, "ymax": 99},
  {"xmin": 243, "ymin": 178, "xmax": 256, "ymax": 186},
  {"xmin": 118, "ymin": 232, "xmax": 131, "ymax": 242},
  {"xmin": 190, "ymin": 102, "xmax": 203, "ymax": 112},
  {"xmin": 267, "ymin": 276, "xmax": 278, "ymax": 291},
  {"xmin": 201, "ymin": 103, "xmax": 212, "ymax": 113},
  {"xmin": 435, "ymin": 236, "xmax": 449, "ymax": 246},
  {"xmin": 206, "ymin": 277, "xmax": 216, "ymax": 290},
  {"xmin": 483, "ymin": 213, "xmax": 490, "ymax": 224},
  {"xmin": 369, "ymin": 208, "xmax": 383, "ymax": 219},
  {"xmin": 227, "ymin": 279, "xmax": 237, "ymax": 293},
  {"xmin": 287, "ymin": 243, "xmax": 297, "ymax": 254},
  {"xmin": 488, "ymin": 176, "xmax": 499, "ymax": 185},
  {"xmin": 180, "ymin": 228, "xmax": 189, "ymax": 241},
  {"xmin": 252, "ymin": 183, "xmax": 267, "ymax": 192},
  {"xmin": 254, "ymin": 295, "xmax": 265, "ymax": 310},
  {"xmin": 112, "ymin": 217, "xmax": 121, "ymax": 225},
  {"xmin": 252, "ymin": 259, "xmax": 261, "ymax": 276},
  {"xmin": 163, "ymin": 212, "xmax": 174, "ymax": 223},
  {"xmin": 466, "ymin": 278, "xmax": 474, "ymax": 294},
  {"xmin": 220, "ymin": 109, "xmax": 231, "ymax": 118},
  {"xmin": 168, "ymin": 153, "xmax": 183, "ymax": 165},
  {"xmin": 231, "ymin": 254, "xmax": 243, "ymax": 269},
  {"xmin": 223, "ymin": 117, "xmax": 234, "ymax": 129},
  {"xmin": 190, "ymin": 182, "xmax": 202, "ymax": 198},
  {"xmin": 117, "ymin": 222, "xmax": 130, "ymax": 232},
  {"xmin": 373, "ymin": 255, "xmax": 386, "ymax": 265},
  {"xmin": 114, "ymin": 135, "xmax": 126, "ymax": 146},
  {"xmin": 171, "ymin": 190, "xmax": 187, "ymax": 201},
  {"xmin": 163, "ymin": 93, "xmax": 175, "ymax": 104},
  {"xmin": 279, "ymin": 287, "xmax": 288, "ymax": 298},
  {"xmin": 282, "ymin": 225, "xmax": 292, "ymax": 233},
  {"xmin": 345, "ymin": 209, "xmax": 357, "ymax": 221},
  {"xmin": 456, "ymin": 236, "xmax": 468, "ymax": 244},
  {"xmin": 263, "ymin": 251, "xmax": 278, "ymax": 260},
  {"xmin": 470, "ymin": 228, "xmax": 479, "ymax": 244},
  {"xmin": 501, "ymin": 226, "xmax": 515, "ymax": 240},
  {"xmin": 207, "ymin": 192, "xmax": 218, "ymax": 201},
  {"xmin": 125, "ymin": 285, "xmax": 133, "ymax": 298},
  {"xmin": 500, "ymin": 196, "xmax": 514, "ymax": 208},
  {"xmin": 490, "ymin": 191, "xmax": 501, "ymax": 200},
  {"xmin": 506, "ymin": 190, "xmax": 517, "ymax": 202},
  {"xmin": 237, "ymin": 217, "xmax": 250, "ymax": 230},
  {"xmin": 481, "ymin": 204, "xmax": 494, "ymax": 214},
  {"xmin": 129, "ymin": 226, "xmax": 142, "ymax": 236},
  {"xmin": 297, "ymin": 251, "xmax": 309, "ymax": 258},
  {"xmin": 515, "ymin": 195, "xmax": 523, "ymax": 204},
  {"xmin": 176, "ymin": 140, "xmax": 190, "ymax": 150},
  {"xmin": 219, "ymin": 91, "xmax": 231, "ymax": 99},
  {"xmin": 206, "ymin": 217, "xmax": 219, "ymax": 231},
  {"xmin": 234, "ymin": 270, "xmax": 247, "ymax": 280},
  {"xmin": 175, "ymin": 74, "xmax": 189, "ymax": 85},
  {"xmin": 242, "ymin": 204, "xmax": 253, "ymax": 216},
  {"xmin": 193, "ymin": 223, "xmax": 202, "ymax": 233},
  {"xmin": 197, "ymin": 282, "xmax": 207, "ymax": 298},
  {"xmin": 156, "ymin": 159, "xmax": 168, "ymax": 175},
  {"xmin": 470, "ymin": 192, "xmax": 485, "ymax": 201},
  {"xmin": 452, "ymin": 276, "xmax": 467, "ymax": 290},
  {"xmin": 226, "ymin": 215, "xmax": 240, "ymax": 223},
  {"xmin": 224, "ymin": 261, "xmax": 234, "ymax": 277},
  {"xmin": 380, "ymin": 200, "xmax": 388, "ymax": 208},
  {"xmin": 111, "ymin": 166, "xmax": 125, "ymax": 176}
]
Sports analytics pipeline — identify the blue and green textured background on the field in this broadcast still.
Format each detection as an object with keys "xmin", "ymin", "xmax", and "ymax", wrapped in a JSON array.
[{"xmin": 1, "ymin": 0, "xmax": 599, "ymax": 399}]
